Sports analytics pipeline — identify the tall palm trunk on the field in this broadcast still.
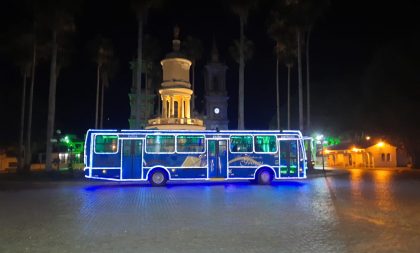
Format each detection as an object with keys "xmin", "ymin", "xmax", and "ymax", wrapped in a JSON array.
[
  {"xmin": 306, "ymin": 28, "xmax": 312, "ymax": 131},
  {"xmin": 19, "ymin": 69, "xmax": 28, "ymax": 172},
  {"xmin": 287, "ymin": 64, "xmax": 291, "ymax": 129},
  {"xmin": 276, "ymin": 57, "xmax": 280, "ymax": 129},
  {"xmin": 238, "ymin": 16, "xmax": 245, "ymax": 130},
  {"xmin": 297, "ymin": 28, "xmax": 303, "ymax": 131},
  {"xmin": 45, "ymin": 29, "xmax": 58, "ymax": 171},
  {"xmin": 136, "ymin": 16, "xmax": 143, "ymax": 129},
  {"xmin": 95, "ymin": 64, "xmax": 100, "ymax": 128},
  {"xmin": 25, "ymin": 39, "xmax": 37, "ymax": 170}
]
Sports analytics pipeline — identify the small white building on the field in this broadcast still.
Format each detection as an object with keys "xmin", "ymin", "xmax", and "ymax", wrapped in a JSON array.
[
  {"xmin": 365, "ymin": 142, "xmax": 397, "ymax": 167},
  {"xmin": 324, "ymin": 141, "xmax": 402, "ymax": 168}
]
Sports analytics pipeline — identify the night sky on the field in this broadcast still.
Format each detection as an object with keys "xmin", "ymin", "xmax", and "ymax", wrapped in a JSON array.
[{"xmin": 1, "ymin": 0, "xmax": 419, "ymax": 150}]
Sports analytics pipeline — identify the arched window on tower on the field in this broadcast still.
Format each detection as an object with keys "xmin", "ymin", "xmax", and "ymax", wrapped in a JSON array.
[{"xmin": 174, "ymin": 101, "xmax": 179, "ymax": 118}]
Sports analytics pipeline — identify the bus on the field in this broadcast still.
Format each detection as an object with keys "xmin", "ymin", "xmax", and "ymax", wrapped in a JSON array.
[{"xmin": 84, "ymin": 129, "xmax": 309, "ymax": 186}]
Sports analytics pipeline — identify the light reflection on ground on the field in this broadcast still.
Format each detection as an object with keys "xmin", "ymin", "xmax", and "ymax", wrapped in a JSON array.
[{"xmin": 1, "ymin": 168, "xmax": 420, "ymax": 252}]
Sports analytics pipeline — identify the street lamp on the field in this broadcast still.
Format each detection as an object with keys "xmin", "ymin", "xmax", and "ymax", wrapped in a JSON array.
[{"xmin": 316, "ymin": 135, "xmax": 325, "ymax": 172}]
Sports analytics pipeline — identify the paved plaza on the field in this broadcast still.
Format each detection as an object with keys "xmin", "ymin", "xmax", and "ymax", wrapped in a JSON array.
[{"xmin": 1, "ymin": 168, "xmax": 420, "ymax": 252}]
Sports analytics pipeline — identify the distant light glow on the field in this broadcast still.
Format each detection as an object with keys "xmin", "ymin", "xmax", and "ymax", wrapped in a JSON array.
[
  {"xmin": 377, "ymin": 142, "xmax": 385, "ymax": 147},
  {"xmin": 366, "ymin": 136, "xmax": 371, "ymax": 140},
  {"xmin": 315, "ymin": 134, "xmax": 324, "ymax": 141}
]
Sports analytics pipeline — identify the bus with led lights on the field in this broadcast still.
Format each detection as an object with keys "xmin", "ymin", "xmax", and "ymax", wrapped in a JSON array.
[{"xmin": 84, "ymin": 129, "xmax": 309, "ymax": 186}]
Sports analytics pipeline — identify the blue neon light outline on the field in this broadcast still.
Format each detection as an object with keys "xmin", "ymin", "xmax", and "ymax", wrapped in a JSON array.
[{"xmin": 85, "ymin": 129, "xmax": 309, "ymax": 183}]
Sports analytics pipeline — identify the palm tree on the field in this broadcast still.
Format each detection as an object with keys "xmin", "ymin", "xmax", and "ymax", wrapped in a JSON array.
[
  {"xmin": 268, "ymin": 15, "xmax": 285, "ymax": 130},
  {"xmin": 183, "ymin": 36, "xmax": 203, "ymax": 113},
  {"xmin": 25, "ymin": 24, "xmax": 38, "ymax": 172},
  {"xmin": 229, "ymin": 0, "xmax": 257, "ymax": 130},
  {"xmin": 271, "ymin": 0, "xmax": 304, "ymax": 131},
  {"xmin": 25, "ymin": 2, "xmax": 51, "ymax": 172},
  {"xmin": 88, "ymin": 36, "xmax": 114, "ymax": 129},
  {"xmin": 268, "ymin": 14, "xmax": 297, "ymax": 130},
  {"xmin": 42, "ymin": 2, "xmax": 76, "ymax": 171},
  {"xmin": 301, "ymin": 0, "xmax": 330, "ymax": 131},
  {"xmin": 9, "ymin": 33, "xmax": 34, "ymax": 172},
  {"xmin": 282, "ymin": 0, "xmax": 330, "ymax": 132},
  {"xmin": 131, "ymin": 0, "xmax": 161, "ymax": 128}
]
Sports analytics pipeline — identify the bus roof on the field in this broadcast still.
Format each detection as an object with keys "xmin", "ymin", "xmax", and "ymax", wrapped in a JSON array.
[{"xmin": 85, "ymin": 129, "xmax": 305, "ymax": 138}]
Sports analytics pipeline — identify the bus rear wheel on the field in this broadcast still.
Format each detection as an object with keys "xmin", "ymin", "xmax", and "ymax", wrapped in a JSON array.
[
  {"xmin": 149, "ymin": 169, "xmax": 168, "ymax": 186},
  {"xmin": 257, "ymin": 169, "xmax": 273, "ymax": 185}
]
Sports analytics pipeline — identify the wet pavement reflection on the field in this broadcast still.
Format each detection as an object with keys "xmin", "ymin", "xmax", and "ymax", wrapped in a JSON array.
[{"xmin": 1, "ymin": 168, "xmax": 420, "ymax": 253}]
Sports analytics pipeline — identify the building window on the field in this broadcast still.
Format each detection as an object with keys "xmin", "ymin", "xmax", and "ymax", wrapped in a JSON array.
[
  {"xmin": 230, "ymin": 135, "xmax": 253, "ymax": 153},
  {"xmin": 177, "ymin": 135, "xmax": 205, "ymax": 153},
  {"xmin": 95, "ymin": 135, "xmax": 118, "ymax": 153},
  {"xmin": 387, "ymin": 153, "xmax": 391, "ymax": 162},
  {"xmin": 146, "ymin": 135, "xmax": 175, "ymax": 153},
  {"xmin": 254, "ymin": 135, "xmax": 277, "ymax": 153},
  {"xmin": 381, "ymin": 153, "xmax": 385, "ymax": 162}
]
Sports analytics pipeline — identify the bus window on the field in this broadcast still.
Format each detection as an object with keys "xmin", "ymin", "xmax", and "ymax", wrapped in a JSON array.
[
  {"xmin": 146, "ymin": 135, "xmax": 175, "ymax": 153},
  {"xmin": 254, "ymin": 135, "xmax": 277, "ymax": 153},
  {"xmin": 177, "ymin": 135, "xmax": 205, "ymax": 153},
  {"xmin": 95, "ymin": 135, "xmax": 118, "ymax": 153},
  {"xmin": 230, "ymin": 135, "xmax": 253, "ymax": 153}
]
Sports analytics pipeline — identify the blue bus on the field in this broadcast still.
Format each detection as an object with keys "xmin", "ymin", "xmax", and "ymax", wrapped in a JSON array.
[{"xmin": 84, "ymin": 129, "xmax": 309, "ymax": 186}]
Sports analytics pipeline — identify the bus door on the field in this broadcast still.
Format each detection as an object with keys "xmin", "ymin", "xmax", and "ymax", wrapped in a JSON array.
[
  {"xmin": 207, "ymin": 139, "xmax": 228, "ymax": 178},
  {"xmin": 122, "ymin": 139, "xmax": 143, "ymax": 179},
  {"xmin": 279, "ymin": 139, "xmax": 299, "ymax": 177}
]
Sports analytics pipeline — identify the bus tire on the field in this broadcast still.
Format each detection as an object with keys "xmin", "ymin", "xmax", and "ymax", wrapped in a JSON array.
[
  {"xmin": 149, "ymin": 169, "xmax": 168, "ymax": 186},
  {"xmin": 257, "ymin": 169, "xmax": 273, "ymax": 185}
]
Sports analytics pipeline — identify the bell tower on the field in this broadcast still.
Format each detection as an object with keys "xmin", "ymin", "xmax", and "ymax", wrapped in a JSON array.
[
  {"xmin": 146, "ymin": 26, "xmax": 205, "ymax": 130},
  {"xmin": 204, "ymin": 39, "xmax": 229, "ymax": 130}
]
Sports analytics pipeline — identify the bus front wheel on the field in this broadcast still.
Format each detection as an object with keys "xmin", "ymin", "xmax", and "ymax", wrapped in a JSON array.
[
  {"xmin": 257, "ymin": 169, "xmax": 273, "ymax": 185},
  {"xmin": 149, "ymin": 169, "xmax": 168, "ymax": 186}
]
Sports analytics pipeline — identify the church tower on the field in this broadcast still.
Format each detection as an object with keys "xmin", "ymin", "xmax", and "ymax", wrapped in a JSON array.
[
  {"xmin": 204, "ymin": 39, "xmax": 229, "ymax": 130},
  {"xmin": 146, "ymin": 26, "xmax": 205, "ymax": 130}
]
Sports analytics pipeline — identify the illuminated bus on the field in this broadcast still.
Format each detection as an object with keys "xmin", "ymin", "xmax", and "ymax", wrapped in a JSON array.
[{"xmin": 84, "ymin": 129, "xmax": 309, "ymax": 186}]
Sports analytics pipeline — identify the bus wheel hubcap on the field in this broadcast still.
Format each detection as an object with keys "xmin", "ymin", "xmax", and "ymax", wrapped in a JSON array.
[
  {"xmin": 261, "ymin": 172, "xmax": 270, "ymax": 182},
  {"xmin": 153, "ymin": 173, "xmax": 164, "ymax": 184}
]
